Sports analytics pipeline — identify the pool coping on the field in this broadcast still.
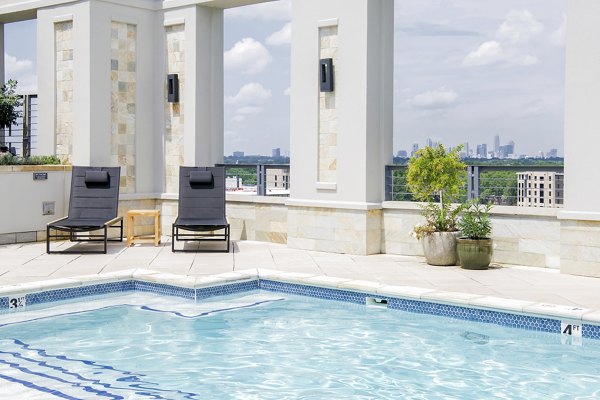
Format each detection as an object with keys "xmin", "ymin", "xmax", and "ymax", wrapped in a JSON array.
[{"xmin": 1, "ymin": 268, "xmax": 599, "ymax": 339}]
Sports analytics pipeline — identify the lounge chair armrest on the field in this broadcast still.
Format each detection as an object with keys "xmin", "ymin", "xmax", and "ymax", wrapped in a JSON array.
[
  {"xmin": 104, "ymin": 216, "xmax": 123, "ymax": 227},
  {"xmin": 47, "ymin": 216, "xmax": 68, "ymax": 226}
]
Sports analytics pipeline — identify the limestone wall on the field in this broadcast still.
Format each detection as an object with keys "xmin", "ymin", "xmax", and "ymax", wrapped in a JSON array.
[
  {"xmin": 110, "ymin": 21, "xmax": 137, "ymax": 193},
  {"xmin": 55, "ymin": 21, "xmax": 73, "ymax": 164},
  {"xmin": 382, "ymin": 202, "xmax": 561, "ymax": 269}
]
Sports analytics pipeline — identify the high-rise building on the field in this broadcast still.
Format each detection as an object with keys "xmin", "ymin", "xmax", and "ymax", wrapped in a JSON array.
[
  {"xmin": 232, "ymin": 151, "xmax": 244, "ymax": 157},
  {"xmin": 494, "ymin": 135, "xmax": 500, "ymax": 155},
  {"xmin": 426, "ymin": 138, "xmax": 433, "ymax": 148},
  {"xmin": 464, "ymin": 142, "xmax": 470, "ymax": 158},
  {"xmin": 476, "ymin": 144, "xmax": 487, "ymax": 158},
  {"xmin": 272, "ymin": 148, "xmax": 281, "ymax": 158},
  {"xmin": 411, "ymin": 143, "xmax": 419, "ymax": 157},
  {"xmin": 517, "ymin": 172, "xmax": 564, "ymax": 208},
  {"xmin": 547, "ymin": 148, "xmax": 558, "ymax": 158},
  {"xmin": 396, "ymin": 150, "xmax": 408, "ymax": 158}
]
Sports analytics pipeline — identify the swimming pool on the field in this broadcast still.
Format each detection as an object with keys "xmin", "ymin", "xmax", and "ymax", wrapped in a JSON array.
[{"xmin": 1, "ymin": 288, "xmax": 599, "ymax": 399}]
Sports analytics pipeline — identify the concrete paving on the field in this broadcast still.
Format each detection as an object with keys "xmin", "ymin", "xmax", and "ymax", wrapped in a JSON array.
[{"xmin": 1, "ymin": 237, "xmax": 600, "ymax": 310}]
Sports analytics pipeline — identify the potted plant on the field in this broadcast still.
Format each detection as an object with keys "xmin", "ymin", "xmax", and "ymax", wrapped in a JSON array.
[
  {"xmin": 407, "ymin": 144, "xmax": 466, "ymax": 266},
  {"xmin": 457, "ymin": 200, "xmax": 493, "ymax": 270}
]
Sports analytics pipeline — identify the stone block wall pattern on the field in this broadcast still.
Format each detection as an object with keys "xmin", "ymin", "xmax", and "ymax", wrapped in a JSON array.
[
  {"xmin": 318, "ymin": 25, "xmax": 338, "ymax": 184},
  {"xmin": 382, "ymin": 206, "xmax": 561, "ymax": 269},
  {"xmin": 561, "ymin": 220, "xmax": 600, "ymax": 277},
  {"xmin": 111, "ymin": 21, "xmax": 137, "ymax": 194},
  {"xmin": 164, "ymin": 24, "xmax": 185, "ymax": 193},
  {"xmin": 288, "ymin": 206, "xmax": 381, "ymax": 255},
  {"xmin": 55, "ymin": 20, "xmax": 74, "ymax": 165}
]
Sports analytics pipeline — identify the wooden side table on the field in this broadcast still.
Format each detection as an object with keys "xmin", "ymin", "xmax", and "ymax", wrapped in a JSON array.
[{"xmin": 126, "ymin": 209, "xmax": 161, "ymax": 247}]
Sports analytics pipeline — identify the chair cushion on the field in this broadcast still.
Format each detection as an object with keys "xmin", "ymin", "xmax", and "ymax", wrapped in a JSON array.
[
  {"xmin": 85, "ymin": 170, "xmax": 109, "ymax": 184},
  {"xmin": 189, "ymin": 170, "xmax": 213, "ymax": 184}
]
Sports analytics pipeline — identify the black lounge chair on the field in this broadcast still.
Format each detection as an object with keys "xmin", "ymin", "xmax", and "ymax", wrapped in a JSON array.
[
  {"xmin": 46, "ymin": 166, "xmax": 123, "ymax": 254},
  {"xmin": 172, "ymin": 166, "xmax": 230, "ymax": 252}
]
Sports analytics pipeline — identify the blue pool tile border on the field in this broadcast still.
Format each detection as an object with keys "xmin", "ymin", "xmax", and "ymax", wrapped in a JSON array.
[
  {"xmin": 26, "ymin": 281, "xmax": 135, "ymax": 307},
  {"xmin": 197, "ymin": 280, "xmax": 259, "ymax": 300},
  {"xmin": 1, "ymin": 277, "xmax": 599, "ymax": 340},
  {"xmin": 260, "ymin": 280, "xmax": 561, "ymax": 334},
  {"xmin": 134, "ymin": 281, "xmax": 196, "ymax": 300}
]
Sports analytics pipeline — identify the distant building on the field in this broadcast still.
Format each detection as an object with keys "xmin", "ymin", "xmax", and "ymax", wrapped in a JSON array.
[
  {"xmin": 476, "ymin": 144, "xmax": 487, "ymax": 158},
  {"xmin": 494, "ymin": 135, "xmax": 500, "ymax": 155},
  {"xmin": 396, "ymin": 150, "xmax": 408, "ymax": 158},
  {"xmin": 411, "ymin": 143, "xmax": 419, "ymax": 157},
  {"xmin": 547, "ymin": 148, "xmax": 558, "ymax": 158},
  {"xmin": 517, "ymin": 172, "xmax": 564, "ymax": 208},
  {"xmin": 267, "ymin": 168, "xmax": 290, "ymax": 190},
  {"xmin": 464, "ymin": 142, "xmax": 470, "ymax": 158},
  {"xmin": 232, "ymin": 151, "xmax": 244, "ymax": 157},
  {"xmin": 272, "ymin": 148, "xmax": 281, "ymax": 158}
]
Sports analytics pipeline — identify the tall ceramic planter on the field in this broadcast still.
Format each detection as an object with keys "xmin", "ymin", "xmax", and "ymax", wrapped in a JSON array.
[
  {"xmin": 421, "ymin": 232, "xmax": 458, "ymax": 266},
  {"xmin": 456, "ymin": 238, "xmax": 493, "ymax": 270}
]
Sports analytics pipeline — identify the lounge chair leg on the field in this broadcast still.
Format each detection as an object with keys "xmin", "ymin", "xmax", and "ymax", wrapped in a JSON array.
[
  {"xmin": 104, "ymin": 226, "xmax": 108, "ymax": 254},
  {"xmin": 46, "ymin": 225, "xmax": 51, "ymax": 254},
  {"xmin": 171, "ymin": 225, "xmax": 175, "ymax": 252}
]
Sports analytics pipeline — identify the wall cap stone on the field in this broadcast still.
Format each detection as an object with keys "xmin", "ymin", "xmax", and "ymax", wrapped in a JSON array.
[
  {"xmin": 383, "ymin": 201, "xmax": 558, "ymax": 218},
  {"xmin": 558, "ymin": 210, "xmax": 600, "ymax": 222},
  {"xmin": 286, "ymin": 199, "xmax": 382, "ymax": 211},
  {"xmin": 0, "ymin": 165, "xmax": 72, "ymax": 172}
]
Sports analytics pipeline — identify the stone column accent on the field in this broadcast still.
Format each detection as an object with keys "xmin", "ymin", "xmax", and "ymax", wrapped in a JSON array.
[
  {"xmin": 55, "ymin": 21, "xmax": 74, "ymax": 164},
  {"xmin": 164, "ymin": 24, "xmax": 185, "ymax": 193},
  {"xmin": 318, "ymin": 25, "xmax": 338, "ymax": 183},
  {"xmin": 110, "ymin": 21, "xmax": 137, "ymax": 193}
]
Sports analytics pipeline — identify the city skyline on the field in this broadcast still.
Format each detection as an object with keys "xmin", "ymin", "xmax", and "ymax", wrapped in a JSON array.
[{"xmin": 3, "ymin": 0, "xmax": 566, "ymax": 156}]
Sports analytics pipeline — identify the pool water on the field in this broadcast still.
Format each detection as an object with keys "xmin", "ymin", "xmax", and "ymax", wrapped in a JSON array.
[{"xmin": 0, "ymin": 291, "xmax": 599, "ymax": 399}]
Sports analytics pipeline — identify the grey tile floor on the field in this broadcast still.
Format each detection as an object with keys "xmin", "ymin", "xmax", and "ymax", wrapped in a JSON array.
[{"xmin": 1, "ymin": 238, "xmax": 599, "ymax": 310}]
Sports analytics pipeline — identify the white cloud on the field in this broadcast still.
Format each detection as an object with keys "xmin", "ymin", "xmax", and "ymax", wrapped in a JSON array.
[
  {"xmin": 463, "ymin": 41, "xmax": 504, "ymax": 67},
  {"xmin": 232, "ymin": 115, "xmax": 246, "ymax": 123},
  {"xmin": 496, "ymin": 10, "xmax": 544, "ymax": 44},
  {"xmin": 225, "ymin": 83, "xmax": 272, "ymax": 106},
  {"xmin": 226, "ymin": 0, "xmax": 291, "ymax": 21},
  {"xmin": 266, "ymin": 22, "xmax": 291, "ymax": 46},
  {"xmin": 514, "ymin": 54, "xmax": 539, "ymax": 66},
  {"xmin": 550, "ymin": 14, "xmax": 566, "ymax": 47},
  {"xmin": 410, "ymin": 87, "xmax": 459, "ymax": 109},
  {"xmin": 4, "ymin": 53, "xmax": 37, "ymax": 93},
  {"xmin": 283, "ymin": 87, "xmax": 291, "ymax": 96},
  {"xmin": 224, "ymin": 38, "xmax": 272, "ymax": 75},
  {"xmin": 235, "ymin": 106, "xmax": 263, "ymax": 115}
]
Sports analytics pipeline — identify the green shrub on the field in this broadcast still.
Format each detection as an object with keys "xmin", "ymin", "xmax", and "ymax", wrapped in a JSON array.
[
  {"xmin": 0, "ymin": 154, "xmax": 61, "ymax": 165},
  {"xmin": 458, "ymin": 200, "xmax": 492, "ymax": 239}
]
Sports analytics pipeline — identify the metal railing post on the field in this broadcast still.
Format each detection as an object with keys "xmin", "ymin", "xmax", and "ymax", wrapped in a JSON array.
[{"xmin": 257, "ymin": 165, "xmax": 267, "ymax": 196}]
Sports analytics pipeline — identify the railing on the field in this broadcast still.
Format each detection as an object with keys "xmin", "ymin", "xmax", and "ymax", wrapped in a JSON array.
[
  {"xmin": 385, "ymin": 164, "xmax": 564, "ymax": 206},
  {"xmin": 0, "ymin": 94, "xmax": 38, "ymax": 157},
  {"xmin": 217, "ymin": 163, "xmax": 290, "ymax": 196}
]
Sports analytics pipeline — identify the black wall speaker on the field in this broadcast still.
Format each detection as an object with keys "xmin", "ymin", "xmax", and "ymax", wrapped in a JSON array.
[
  {"xmin": 167, "ymin": 74, "xmax": 179, "ymax": 103},
  {"xmin": 320, "ymin": 58, "xmax": 334, "ymax": 92}
]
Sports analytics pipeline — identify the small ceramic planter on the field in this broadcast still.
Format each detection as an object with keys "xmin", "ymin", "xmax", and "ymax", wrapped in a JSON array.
[{"xmin": 456, "ymin": 238, "xmax": 493, "ymax": 270}]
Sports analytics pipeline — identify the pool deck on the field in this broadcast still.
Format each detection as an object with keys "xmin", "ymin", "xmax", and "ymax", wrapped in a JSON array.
[{"xmin": 1, "ymin": 238, "xmax": 599, "ymax": 314}]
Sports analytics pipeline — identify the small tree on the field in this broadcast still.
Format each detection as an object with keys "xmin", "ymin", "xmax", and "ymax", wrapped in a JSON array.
[
  {"xmin": 0, "ymin": 80, "xmax": 23, "ymax": 147},
  {"xmin": 407, "ymin": 144, "xmax": 467, "ymax": 237}
]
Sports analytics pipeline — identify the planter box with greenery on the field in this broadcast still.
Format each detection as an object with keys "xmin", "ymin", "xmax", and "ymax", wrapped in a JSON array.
[
  {"xmin": 457, "ymin": 200, "xmax": 493, "ymax": 270},
  {"xmin": 407, "ymin": 144, "xmax": 466, "ymax": 266}
]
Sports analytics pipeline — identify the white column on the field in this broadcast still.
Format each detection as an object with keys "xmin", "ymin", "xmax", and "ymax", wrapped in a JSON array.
[
  {"xmin": 287, "ymin": 0, "xmax": 393, "ymax": 254},
  {"xmin": 184, "ymin": 5, "xmax": 224, "ymax": 167},
  {"xmin": 559, "ymin": 0, "xmax": 600, "ymax": 276}
]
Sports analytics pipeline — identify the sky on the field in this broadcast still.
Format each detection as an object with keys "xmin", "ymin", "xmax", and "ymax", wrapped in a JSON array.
[{"xmin": 3, "ymin": 0, "xmax": 566, "ymax": 157}]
